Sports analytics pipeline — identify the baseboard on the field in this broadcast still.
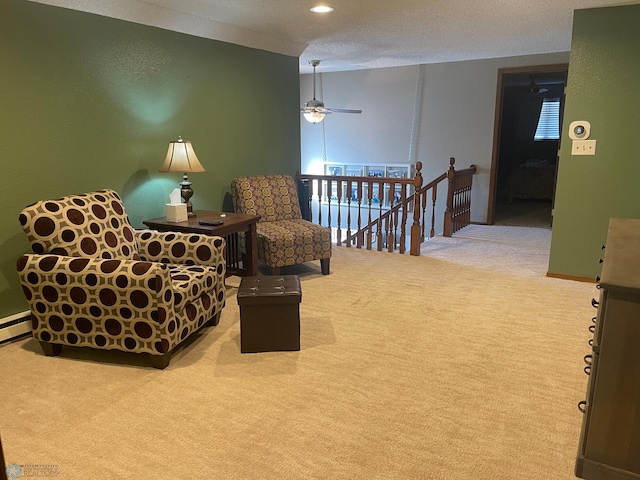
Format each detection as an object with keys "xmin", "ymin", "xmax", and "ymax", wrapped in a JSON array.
[
  {"xmin": 546, "ymin": 271, "xmax": 596, "ymax": 283},
  {"xmin": 0, "ymin": 311, "xmax": 32, "ymax": 345}
]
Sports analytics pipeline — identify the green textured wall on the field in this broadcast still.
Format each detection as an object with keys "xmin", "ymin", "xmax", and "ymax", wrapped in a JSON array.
[
  {"xmin": 0, "ymin": 0, "xmax": 301, "ymax": 318},
  {"xmin": 548, "ymin": 4, "xmax": 640, "ymax": 279}
]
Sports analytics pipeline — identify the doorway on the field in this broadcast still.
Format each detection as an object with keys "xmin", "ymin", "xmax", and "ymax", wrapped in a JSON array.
[{"xmin": 488, "ymin": 64, "xmax": 568, "ymax": 227}]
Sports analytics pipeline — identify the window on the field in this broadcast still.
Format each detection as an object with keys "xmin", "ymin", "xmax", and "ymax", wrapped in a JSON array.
[
  {"xmin": 534, "ymin": 98, "xmax": 560, "ymax": 140},
  {"xmin": 322, "ymin": 162, "xmax": 414, "ymax": 207}
]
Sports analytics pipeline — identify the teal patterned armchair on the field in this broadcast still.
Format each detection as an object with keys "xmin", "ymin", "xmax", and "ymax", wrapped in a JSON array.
[
  {"xmin": 231, "ymin": 175, "xmax": 331, "ymax": 275},
  {"xmin": 16, "ymin": 189, "xmax": 226, "ymax": 369}
]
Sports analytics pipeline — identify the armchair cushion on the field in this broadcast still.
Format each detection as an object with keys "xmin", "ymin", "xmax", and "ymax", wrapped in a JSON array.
[{"xmin": 256, "ymin": 219, "xmax": 331, "ymax": 268}]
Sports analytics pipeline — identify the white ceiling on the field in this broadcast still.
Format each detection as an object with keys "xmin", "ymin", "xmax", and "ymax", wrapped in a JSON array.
[{"xmin": 30, "ymin": 0, "xmax": 640, "ymax": 74}]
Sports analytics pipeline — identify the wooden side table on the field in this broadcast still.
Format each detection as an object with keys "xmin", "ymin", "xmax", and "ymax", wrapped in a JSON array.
[{"xmin": 143, "ymin": 210, "xmax": 260, "ymax": 277}]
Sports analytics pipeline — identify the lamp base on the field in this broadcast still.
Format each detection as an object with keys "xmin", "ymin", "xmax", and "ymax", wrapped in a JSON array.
[{"xmin": 180, "ymin": 175, "xmax": 196, "ymax": 217}]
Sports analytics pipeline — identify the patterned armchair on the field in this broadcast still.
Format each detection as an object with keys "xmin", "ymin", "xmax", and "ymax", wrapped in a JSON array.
[
  {"xmin": 231, "ymin": 175, "xmax": 331, "ymax": 275},
  {"xmin": 16, "ymin": 189, "xmax": 226, "ymax": 369}
]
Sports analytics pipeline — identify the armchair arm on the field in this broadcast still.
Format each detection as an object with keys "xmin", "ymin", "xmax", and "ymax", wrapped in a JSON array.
[
  {"xmin": 135, "ymin": 230, "xmax": 226, "ymax": 271},
  {"xmin": 17, "ymin": 254, "xmax": 173, "ymax": 314}
]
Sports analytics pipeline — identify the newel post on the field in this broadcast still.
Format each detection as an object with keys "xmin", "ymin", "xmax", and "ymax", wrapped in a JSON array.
[
  {"xmin": 410, "ymin": 162, "xmax": 423, "ymax": 256},
  {"xmin": 443, "ymin": 157, "xmax": 456, "ymax": 237}
]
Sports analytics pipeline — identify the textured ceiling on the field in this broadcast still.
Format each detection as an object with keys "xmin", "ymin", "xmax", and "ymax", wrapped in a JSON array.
[{"xmin": 30, "ymin": 0, "xmax": 640, "ymax": 73}]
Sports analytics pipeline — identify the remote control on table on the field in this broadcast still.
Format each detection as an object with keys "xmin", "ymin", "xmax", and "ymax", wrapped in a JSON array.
[{"xmin": 198, "ymin": 220, "xmax": 224, "ymax": 226}]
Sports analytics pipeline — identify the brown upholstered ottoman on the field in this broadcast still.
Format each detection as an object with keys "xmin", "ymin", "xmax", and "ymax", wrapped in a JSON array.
[{"xmin": 237, "ymin": 275, "xmax": 302, "ymax": 353}]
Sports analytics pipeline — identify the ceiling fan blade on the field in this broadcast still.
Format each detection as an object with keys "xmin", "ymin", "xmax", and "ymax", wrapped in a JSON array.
[{"xmin": 327, "ymin": 108, "xmax": 362, "ymax": 114}]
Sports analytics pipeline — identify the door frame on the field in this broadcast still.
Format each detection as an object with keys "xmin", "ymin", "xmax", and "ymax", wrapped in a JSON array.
[{"xmin": 487, "ymin": 63, "xmax": 569, "ymax": 225}]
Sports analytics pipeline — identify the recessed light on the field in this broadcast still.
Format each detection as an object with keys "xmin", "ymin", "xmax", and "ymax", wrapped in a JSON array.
[{"xmin": 310, "ymin": 6, "xmax": 334, "ymax": 13}]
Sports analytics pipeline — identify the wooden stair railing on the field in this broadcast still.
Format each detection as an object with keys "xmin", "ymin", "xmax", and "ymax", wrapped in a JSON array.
[
  {"xmin": 443, "ymin": 158, "xmax": 477, "ymax": 237},
  {"xmin": 296, "ymin": 170, "xmax": 416, "ymax": 252},
  {"xmin": 296, "ymin": 157, "xmax": 476, "ymax": 255}
]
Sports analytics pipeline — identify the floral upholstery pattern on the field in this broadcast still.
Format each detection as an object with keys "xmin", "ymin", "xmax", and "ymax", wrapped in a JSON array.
[
  {"xmin": 17, "ymin": 189, "xmax": 226, "ymax": 368},
  {"xmin": 231, "ymin": 175, "xmax": 331, "ymax": 273}
]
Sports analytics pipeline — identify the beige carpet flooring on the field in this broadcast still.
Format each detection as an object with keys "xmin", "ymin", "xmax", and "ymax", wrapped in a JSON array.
[{"xmin": 0, "ymin": 225, "xmax": 596, "ymax": 479}]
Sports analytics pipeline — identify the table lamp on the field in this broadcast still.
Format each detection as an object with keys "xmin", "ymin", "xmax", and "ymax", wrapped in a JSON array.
[{"xmin": 159, "ymin": 135, "xmax": 205, "ymax": 217}]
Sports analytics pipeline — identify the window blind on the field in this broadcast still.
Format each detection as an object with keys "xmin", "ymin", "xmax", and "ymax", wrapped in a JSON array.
[{"xmin": 534, "ymin": 98, "xmax": 560, "ymax": 140}]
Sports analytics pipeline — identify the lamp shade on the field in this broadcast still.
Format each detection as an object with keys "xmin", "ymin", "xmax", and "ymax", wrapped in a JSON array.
[{"xmin": 159, "ymin": 136, "xmax": 205, "ymax": 173}]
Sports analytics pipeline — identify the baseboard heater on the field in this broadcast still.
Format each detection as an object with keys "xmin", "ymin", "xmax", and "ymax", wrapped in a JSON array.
[{"xmin": 0, "ymin": 311, "xmax": 31, "ymax": 345}]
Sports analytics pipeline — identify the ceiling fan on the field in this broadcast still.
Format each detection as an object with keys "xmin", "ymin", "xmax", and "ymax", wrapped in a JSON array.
[
  {"xmin": 301, "ymin": 60, "xmax": 362, "ymax": 124},
  {"xmin": 526, "ymin": 74, "xmax": 549, "ymax": 95}
]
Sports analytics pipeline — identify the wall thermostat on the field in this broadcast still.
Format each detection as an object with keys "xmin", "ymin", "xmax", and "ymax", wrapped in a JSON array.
[{"xmin": 569, "ymin": 121, "xmax": 591, "ymax": 140}]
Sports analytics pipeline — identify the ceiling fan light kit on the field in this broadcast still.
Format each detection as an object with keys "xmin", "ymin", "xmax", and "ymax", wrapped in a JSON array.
[
  {"xmin": 303, "ymin": 99, "xmax": 326, "ymax": 124},
  {"xmin": 301, "ymin": 60, "xmax": 362, "ymax": 124}
]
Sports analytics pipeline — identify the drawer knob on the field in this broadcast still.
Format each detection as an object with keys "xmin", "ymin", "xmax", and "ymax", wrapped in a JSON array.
[{"xmin": 592, "ymin": 298, "xmax": 599, "ymax": 307}]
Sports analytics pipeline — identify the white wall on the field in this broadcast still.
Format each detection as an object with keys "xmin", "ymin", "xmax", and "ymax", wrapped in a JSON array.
[{"xmin": 300, "ymin": 52, "xmax": 570, "ymax": 230}]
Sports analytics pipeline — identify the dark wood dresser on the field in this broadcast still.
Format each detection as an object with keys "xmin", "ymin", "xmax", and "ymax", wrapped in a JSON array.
[{"xmin": 576, "ymin": 217, "xmax": 640, "ymax": 480}]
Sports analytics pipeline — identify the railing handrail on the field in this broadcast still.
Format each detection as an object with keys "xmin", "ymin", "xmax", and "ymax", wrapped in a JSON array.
[
  {"xmin": 454, "ymin": 166, "xmax": 477, "ymax": 176},
  {"xmin": 296, "ymin": 157, "xmax": 477, "ymax": 255},
  {"xmin": 345, "ymin": 170, "xmax": 448, "ymax": 245},
  {"xmin": 418, "ymin": 171, "xmax": 449, "ymax": 195}
]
